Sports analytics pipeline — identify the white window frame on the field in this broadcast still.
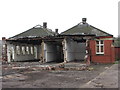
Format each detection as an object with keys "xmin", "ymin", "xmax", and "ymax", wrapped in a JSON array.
[{"xmin": 96, "ymin": 40, "xmax": 104, "ymax": 54}]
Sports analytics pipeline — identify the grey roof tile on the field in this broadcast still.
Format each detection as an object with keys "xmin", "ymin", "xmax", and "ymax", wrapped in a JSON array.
[
  {"xmin": 61, "ymin": 23, "xmax": 112, "ymax": 36},
  {"xmin": 9, "ymin": 25, "xmax": 56, "ymax": 39}
]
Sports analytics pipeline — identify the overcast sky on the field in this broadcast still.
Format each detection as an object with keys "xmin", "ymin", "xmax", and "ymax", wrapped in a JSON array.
[{"xmin": 0, "ymin": 0, "xmax": 119, "ymax": 39}]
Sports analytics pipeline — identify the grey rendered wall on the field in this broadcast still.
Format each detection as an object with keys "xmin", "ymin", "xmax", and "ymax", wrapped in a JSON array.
[
  {"xmin": 74, "ymin": 42, "xmax": 86, "ymax": 60},
  {"xmin": 66, "ymin": 39, "xmax": 86, "ymax": 62},
  {"xmin": 45, "ymin": 42, "xmax": 58, "ymax": 62},
  {"xmin": 14, "ymin": 44, "xmax": 35, "ymax": 61},
  {"xmin": 66, "ymin": 40, "xmax": 75, "ymax": 62},
  {"xmin": 7, "ymin": 41, "xmax": 40, "ymax": 62}
]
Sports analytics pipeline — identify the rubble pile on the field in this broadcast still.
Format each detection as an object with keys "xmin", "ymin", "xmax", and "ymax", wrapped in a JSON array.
[
  {"xmin": 30, "ymin": 63, "xmax": 93, "ymax": 71},
  {"xmin": 2, "ymin": 61, "xmax": 94, "ymax": 71}
]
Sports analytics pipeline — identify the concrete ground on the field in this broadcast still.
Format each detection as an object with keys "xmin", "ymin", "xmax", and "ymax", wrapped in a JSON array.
[
  {"xmin": 1, "ymin": 61, "xmax": 118, "ymax": 88},
  {"xmin": 81, "ymin": 64, "xmax": 118, "ymax": 88}
]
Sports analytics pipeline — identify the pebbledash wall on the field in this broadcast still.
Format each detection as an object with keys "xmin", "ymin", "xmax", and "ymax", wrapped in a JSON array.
[{"xmin": 90, "ymin": 36, "xmax": 115, "ymax": 63}]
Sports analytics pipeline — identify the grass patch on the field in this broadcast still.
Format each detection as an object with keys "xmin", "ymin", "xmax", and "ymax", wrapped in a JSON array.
[{"xmin": 113, "ymin": 61, "xmax": 119, "ymax": 64}]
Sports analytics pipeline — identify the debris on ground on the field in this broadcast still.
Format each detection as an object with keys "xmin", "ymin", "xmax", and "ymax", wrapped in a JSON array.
[
  {"xmin": 2, "ymin": 61, "xmax": 95, "ymax": 71},
  {"xmin": 2, "ymin": 61, "xmax": 114, "ymax": 88},
  {"xmin": 94, "ymin": 83, "xmax": 104, "ymax": 88},
  {"xmin": 87, "ymin": 67, "xmax": 94, "ymax": 71},
  {"xmin": 105, "ymin": 67, "xmax": 109, "ymax": 69},
  {"xmin": 12, "ymin": 67, "xmax": 26, "ymax": 69}
]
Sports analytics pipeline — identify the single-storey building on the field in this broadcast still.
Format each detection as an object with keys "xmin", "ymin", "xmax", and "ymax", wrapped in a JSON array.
[
  {"xmin": 2, "ymin": 18, "xmax": 115, "ymax": 63},
  {"xmin": 2, "ymin": 22, "xmax": 58, "ymax": 62}
]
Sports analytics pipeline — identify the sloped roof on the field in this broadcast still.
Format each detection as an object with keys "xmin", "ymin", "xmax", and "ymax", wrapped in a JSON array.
[
  {"xmin": 9, "ymin": 25, "xmax": 56, "ymax": 39},
  {"xmin": 61, "ymin": 23, "xmax": 112, "ymax": 36}
]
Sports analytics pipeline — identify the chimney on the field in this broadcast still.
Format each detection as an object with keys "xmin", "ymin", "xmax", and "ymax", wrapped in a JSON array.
[
  {"xmin": 2, "ymin": 37, "xmax": 6, "ymax": 41},
  {"xmin": 55, "ymin": 29, "xmax": 58, "ymax": 34},
  {"xmin": 82, "ymin": 18, "xmax": 87, "ymax": 24},
  {"xmin": 43, "ymin": 22, "xmax": 47, "ymax": 28}
]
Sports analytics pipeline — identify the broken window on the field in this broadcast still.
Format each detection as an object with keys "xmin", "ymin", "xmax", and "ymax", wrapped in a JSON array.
[
  {"xmin": 34, "ymin": 46, "xmax": 37, "ymax": 59},
  {"xmin": 30, "ymin": 46, "xmax": 34, "ymax": 55},
  {"xmin": 96, "ymin": 40, "xmax": 104, "ymax": 54},
  {"xmin": 21, "ymin": 46, "xmax": 25, "ymax": 55},
  {"xmin": 16, "ymin": 46, "xmax": 20, "ymax": 55},
  {"xmin": 26, "ymin": 46, "xmax": 29, "ymax": 54}
]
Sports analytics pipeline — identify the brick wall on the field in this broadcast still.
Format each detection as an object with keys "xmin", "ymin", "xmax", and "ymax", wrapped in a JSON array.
[{"xmin": 89, "ymin": 39, "xmax": 115, "ymax": 63}]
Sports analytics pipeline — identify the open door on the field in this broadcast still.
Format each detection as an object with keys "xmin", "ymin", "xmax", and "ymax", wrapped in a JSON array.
[
  {"xmin": 63, "ymin": 38, "xmax": 86, "ymax": 62},
  {"xmin": 8, "ymin": 46, "xmax": 15, "ymax": 62},
  {"xmin": 41, "ymin": 41, "xmax": 64, "ymax": 63}
]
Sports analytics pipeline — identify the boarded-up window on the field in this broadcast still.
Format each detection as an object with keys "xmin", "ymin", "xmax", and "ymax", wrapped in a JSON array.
[
  {"xmin": 22, "ymin": 46, "xmax": 25, "ymax": 55},
  {"xmin": 26, "ymin": 46, "xmax": 30, "ymax": 54},
  {"xmin": 16, "ymin": 46, "xmax": 20, "ymax": 55},
  {"xmin": 96, "ymin": 40, "xmax": 104, "ymax": 54}
]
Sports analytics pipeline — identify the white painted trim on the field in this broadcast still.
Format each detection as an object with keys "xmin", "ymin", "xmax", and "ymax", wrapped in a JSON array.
[{"xmin": 96, "ymin": 40, "xmax": 104, "ymax": 55}]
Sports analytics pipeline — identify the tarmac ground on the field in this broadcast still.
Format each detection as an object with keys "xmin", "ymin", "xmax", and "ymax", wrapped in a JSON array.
[{"xmin": 1, "ymin": 61, "xmax": 118, "ymax": 89}]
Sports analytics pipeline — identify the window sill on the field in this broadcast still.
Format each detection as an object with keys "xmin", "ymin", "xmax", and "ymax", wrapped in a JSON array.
[{"xmin": 96, "ymin": 54, "xmax": 104, "ymax": 56}]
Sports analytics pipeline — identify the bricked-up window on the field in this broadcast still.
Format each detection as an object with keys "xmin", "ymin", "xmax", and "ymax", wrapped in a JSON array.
[
  {"xmin": 16, "ymin": 46, "xmax": 20, "ymax": 55},
  {"xmin": 96, "ymin": 40, "xmax": 104, "ymax": 54},
  {"xmin": 22, "ymin": 46, "xmax": 25, "ymax": 55},
  {"xmin": 26, "ymin": 46, "xmax": 30, "ymax": 54}
]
